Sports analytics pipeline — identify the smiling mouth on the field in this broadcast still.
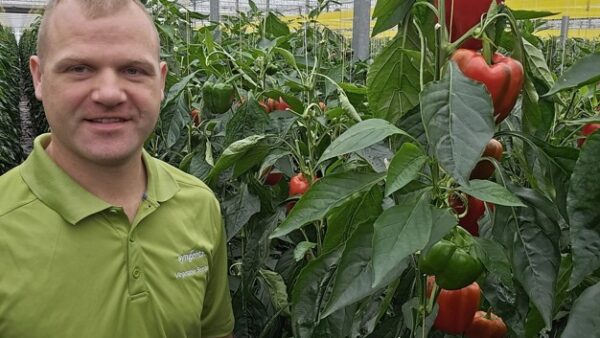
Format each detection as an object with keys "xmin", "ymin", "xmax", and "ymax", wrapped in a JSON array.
[{"xmin": 87, "ymin": 118, "xmax": 127, "ymax": 123}]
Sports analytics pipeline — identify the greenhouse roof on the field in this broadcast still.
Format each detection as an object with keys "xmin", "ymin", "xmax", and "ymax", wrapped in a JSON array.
[{"xmin": 1, "ymin": 0, "xmax": 599, "ymax": 40}]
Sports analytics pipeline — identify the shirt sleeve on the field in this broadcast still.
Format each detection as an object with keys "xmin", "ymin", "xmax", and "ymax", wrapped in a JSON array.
[{"xmin": 201, "ymin": 216, "xmax": 234, "ymax": 338}]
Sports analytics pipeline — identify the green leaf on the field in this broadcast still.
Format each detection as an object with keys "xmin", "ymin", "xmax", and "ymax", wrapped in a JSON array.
[
  {"xmin": 294, "ymin": 241, "xmax": 317, "ymax": 262},
  {"xmin": 510, "ymin": 187, "xmax": 561, "ymax": 328},
  {"xmin": 372, "ymin": 194, "xmax": 432, "ymax": 286},
  {"xmin": 258, "ymin": 149, "xmax": 291, "ymax": 177},
  {"xmin": 458, "ymin": 180, "xmax": 526, "ymax": 207},
  {"xmin": 323, "ymin": 186, "xmax": 384, "ymax": 253},
  {"xmin": 166, "ymin": 95, "xmax": 189, "ymax": 148},
  {"xmin": 523, "ymin": 39, "xmax": 554, "ymax": 88},
  {"xmin": 385, "ymin": 143, "xmax": 428, "ymax": 196},
  {"xmin": 259, "ymin": 269, "xmax": 290, "ymax": 316},
  {"xmin": 222, "ymin": 183, "xmax": 261, "ymax": 241},
  {"xmin": 476, "ymin": 238, "xmax": 513, "ymax": 288},
  {"xmin": 421, "ymin": 62, "xmax": 495, "ymax": 186},
  {"xmin": 567, "ymin": 132, "xmax": 600, "ymax": 289},
  {"xmin": 339, "ymin": 91, "xmax": 362, "ymax": 122},
  {"xmin": 423, "ymin": 207, "xmax": 458, "ymax": 252},
  {"xmin": 561, "ymin": 282, "xmax": 600, "ymax": 337},
  {"xmin": 291, "ymin": 247, "xmax": 343, "ymax": 338},
  {"xmin": 264, "ymin": 12, "xmax": 290, "ymax": 38},
  {"xmin": 162, "ymin": 70, "xmax": 199, "ymax": 107},
  {"xmin": 274, "ymin": 47, "xmax": 297, "ymax": 69},
  {"xmin": 225, "ymin": 94, "xmax": 271, "ymax": 146},
  {"xmin": 510, "ymin": 9, "xmax": 559, "ymax": 19},
  {"xmin": 207, "ymin": 135, "xmax": 267, "ymax": 181},
  {"xmin": 270, "ymin": 172, "xmax": 386, "ymax": 238},
  {"xmin": 321, "ymin": 221, "xmax": 408, "ymax": 318},
  {"xmin": 372, "ymin": 0, "xmax": 414, "ymax": 37},
  {"xmin": 367, "ymin": 37, "xmax": 423, "ymax": 123},
  {"xmin": 318, "ymin": 119, "xmax": 410, "ymax": 164},
  {"xmin": 544, "ymin": 52, "xmax": 600, "ymax": 96}
]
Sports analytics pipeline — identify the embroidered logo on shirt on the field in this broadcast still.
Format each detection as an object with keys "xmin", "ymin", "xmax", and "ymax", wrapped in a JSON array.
[
  {"xmin": 175, "ymin": 266, "xmax": 208, "ymax": 279},
  {"xmin": 177, "ymin": 250, "xmax": 206, "ymax": 263},
  {"xmin": 175, "ymin": 250, "xmax": 208, "ymax": 279}
]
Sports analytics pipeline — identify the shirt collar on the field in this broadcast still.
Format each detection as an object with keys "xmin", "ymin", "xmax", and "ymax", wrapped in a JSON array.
[{"xmin": 20, "ymin": 134, "xmax": 179, "ymax": 225}]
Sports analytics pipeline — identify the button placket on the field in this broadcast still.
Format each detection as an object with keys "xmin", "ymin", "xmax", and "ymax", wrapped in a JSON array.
[{"xmin": 127, "ymin": 230, "xmax": 147, "ymax": 297}]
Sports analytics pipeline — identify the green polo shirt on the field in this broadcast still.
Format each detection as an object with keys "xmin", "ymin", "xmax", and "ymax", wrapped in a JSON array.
[{"xmin": 0, "ymin": 134, "xmax": 234, "ymax": 338}]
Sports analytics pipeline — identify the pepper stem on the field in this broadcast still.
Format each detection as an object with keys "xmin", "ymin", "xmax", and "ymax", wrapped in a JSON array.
[{"xmin": 485, "ymin": 306, "xmax": 494, "ymax": 320}]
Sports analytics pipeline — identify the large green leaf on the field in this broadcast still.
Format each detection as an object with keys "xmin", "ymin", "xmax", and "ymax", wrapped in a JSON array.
[
  {"xmin": 372, "ymin": 193, "xmax": 432, "ymax": 286},
  {"xmin": 567, "ymin": 132, "xmax": 600, "ymax": 289},
  {"xmin": 270, "ymin": 172, "xmax": 386, "ymax": 239},
  {"xmin": 323, "ymin": 186, "xmax": 384, "ymax": 253},
  {"xmin": 510, "ymin": 187, "xmax": 561, "ymax": 328},
  {"xmin": 264, "ymin": 12, "xmax": 290, "ymax": 38},
  {"xmin": 523, "ymin": 39, "xmax": 554, "ymax": 88},
  {"xmin": 510, "ymin": 10, "xmax": 559, "ymax": 19},
  {"xmin": 544, "ymin": 52, "xmax": 600, "ymax": 96},
  {"xmin": 371, "ymin": 0, "xmax": 414, "ymax": 37},
  {"xmin": 291, "ymin": 247, "xmax": 343, "ymax": 338},
  {"xmin": 259, "ymin": 269, "xmax": 290, "ymax": 316},
  {"xmin": 420, "ymin": 62, "xmax": 495, "ymax": 186},
  {"xmin": 225, "ymin": 94, "xmax": 271, "ymax": 146},
  {"xmin": 222, "ymin": 183, "xmax": 261, "ymax": 240},
  {"xmin": 367, "ymin": 37, "xmax": 422, "ymax": 123},
  {"xmin": 207, "ymin": 135, "xmax": 267, "ymax": 181},
  {"xmin": 318, "ymin": 119, "xmax": 410, "ymax": 164},
  {"xmin": 385, "ymin": 143, "xmax": 428, "ymax": 196},
  {"xmin": 162, "ymin": 70, "xmax": 199, "ymax": 107},
  {"xmin": 458, "ymin": 180, "xmax": 526, "ymax": 207},
  {"xmin": 561, "ymin": 282, "xmax": 600, "ymax": 337},
  {"xmin": 321, "ymin": 219, "xmax": 409, "ymax": 318}
]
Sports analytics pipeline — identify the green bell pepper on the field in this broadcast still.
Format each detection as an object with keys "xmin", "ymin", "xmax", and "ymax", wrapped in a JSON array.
[
  {"xmin": 202, "ymin": 81, "xmax": 235, "ymax": 115},
  {"xmin": 420, "ymin": 228, "xmax": 483, "ymax": 290}
]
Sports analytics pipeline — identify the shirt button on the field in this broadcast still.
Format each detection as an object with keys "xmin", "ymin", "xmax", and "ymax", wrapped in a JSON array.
[
  {"xmin": 129, "ymin": 235, "xmax": 135, "ymax": 243},
  {"xmin": 132, "ymin": 268, "xmax": 141, "ymax": 279},
  {"xmin": 109, "ymin": 207, "xmax": 119, "ymax": 214}
]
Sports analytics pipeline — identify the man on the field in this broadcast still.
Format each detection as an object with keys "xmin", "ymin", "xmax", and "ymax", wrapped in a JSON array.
[{"xmin": 0, "ymin": 0, "xmax": 234, "ymax": 337}]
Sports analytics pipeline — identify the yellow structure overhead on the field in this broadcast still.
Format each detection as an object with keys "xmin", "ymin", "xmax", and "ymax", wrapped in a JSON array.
[{"xmin": 288, "ymin": 0, "xmax": 600, "ymax": 40}]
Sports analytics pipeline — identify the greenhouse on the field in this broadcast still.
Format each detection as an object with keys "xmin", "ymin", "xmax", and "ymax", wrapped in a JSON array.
[{"xmin": 1, "ymin": 0, "xmax": 599, "ymax": 337}]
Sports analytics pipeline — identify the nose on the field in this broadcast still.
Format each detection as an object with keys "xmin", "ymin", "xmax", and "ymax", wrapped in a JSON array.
[{"xmin": 91, "ymin": 69, "xmax": 126, "ymax": 107}]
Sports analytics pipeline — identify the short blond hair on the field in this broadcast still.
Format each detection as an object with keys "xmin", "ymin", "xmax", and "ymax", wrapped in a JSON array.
[{"xmin": 37, "ymin": 0, "xmax": 159, "ymax": 59}]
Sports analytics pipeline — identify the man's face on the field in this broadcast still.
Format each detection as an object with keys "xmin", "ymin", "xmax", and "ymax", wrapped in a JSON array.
[{"xmin": 30, "ymin": 0, "xmax": 167, "ymax": 167}]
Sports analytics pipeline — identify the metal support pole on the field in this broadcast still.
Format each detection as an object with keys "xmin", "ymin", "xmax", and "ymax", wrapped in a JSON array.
[
  {"xmin": 559, "ymin": 16, "xmax": 570, "ymax": 74},
  {"xmin": 210, "ymin": 0, "xmax": 221, "ymax": 40},
  {"xmin": 352, "ymin": 0, "xmax": 370, "ymax": 61},
  {"xmin": 266, "ymin": 0, "xmax": 270, "ymax": 12},
  {"xmin": 560, "ymin": 16, "xmax": 569, "ymax": 48}
]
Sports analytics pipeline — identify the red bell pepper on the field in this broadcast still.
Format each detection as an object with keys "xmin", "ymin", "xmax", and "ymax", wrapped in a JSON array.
[
  {"xmin": 465, "ymin": 309, "xmax": 508, "ymax": 338},
  {"xmin": 443, "ymin": 0, "xmax": 501, "ymax": 50},
  {"xmin": 429, "ymin": 277, "xmax": 481, "ymax": 335},
  {"xmin": 452, "ymin": 49, "xmax": 524, "ymax": 124}
]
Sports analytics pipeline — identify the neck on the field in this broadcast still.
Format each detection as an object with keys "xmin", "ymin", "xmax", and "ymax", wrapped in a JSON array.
[{"xmin": 45, "ymin": 141, "xmax": 147, "ymax": 222}]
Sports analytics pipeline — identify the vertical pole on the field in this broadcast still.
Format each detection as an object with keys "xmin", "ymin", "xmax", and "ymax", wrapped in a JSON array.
[
  {"xmin": 352, "ymin": 0, "xmax": 370, "ymax": 61},
  {"xmin": 266, "ymin": 0, "xmax": 271, "ymax": 12},
  {"xmin": 210, "ymin": 0, "xmax": 221, "ymax": 40},
  {"xmin": 235, "ymin": 0, "xmax": 239, "ymax": 13},
  {"xmin": 559, "ymin": 16, "xmax": 569, "ymax": 74}
]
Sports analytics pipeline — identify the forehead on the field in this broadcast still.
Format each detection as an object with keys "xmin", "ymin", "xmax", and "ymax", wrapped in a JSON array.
[{"xmin": 44, "ymin": 1, "xmax": 159, "ymax": 62}]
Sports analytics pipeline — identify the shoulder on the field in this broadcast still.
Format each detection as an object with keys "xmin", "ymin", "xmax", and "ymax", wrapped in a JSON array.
[
  {"xmin": 154, "ymin": 158, "xmax": 211, "ymax": 189},
  {"xmin": 150, "ymin": 157, "xmax": 219, "ymax": 205},
  {"xmin": 0, "ymin": 165, "xmax": 37, "ymax": 218}
]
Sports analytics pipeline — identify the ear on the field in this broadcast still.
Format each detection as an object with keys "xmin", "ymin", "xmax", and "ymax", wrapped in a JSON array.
[
  {"xmin": 159, "ymin": 61, "xmax": 168, "ymax": 101},
  {"xmin": 30, "ymin": 56, "xmax": 44, "ymax": 101}
]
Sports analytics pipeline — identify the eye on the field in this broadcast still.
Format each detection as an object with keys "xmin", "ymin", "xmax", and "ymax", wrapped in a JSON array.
[
  {"xmin": 68, "ymin": 65, "xmax": 91, "ymax": 73},
  {"xmin": 124, "ymin": 67, "xmax": 142, "ymax": 76}
]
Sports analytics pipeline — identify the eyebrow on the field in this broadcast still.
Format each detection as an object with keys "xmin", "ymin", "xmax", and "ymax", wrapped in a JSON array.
[{"xmin": 53, "ymin": 57, "xmax": 158, "ymax": 73}]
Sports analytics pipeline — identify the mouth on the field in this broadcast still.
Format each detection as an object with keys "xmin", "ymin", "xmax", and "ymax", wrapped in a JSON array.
[{"xmin": 86, "ymin": 117, "xmax": 128, "ymax": 123}]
